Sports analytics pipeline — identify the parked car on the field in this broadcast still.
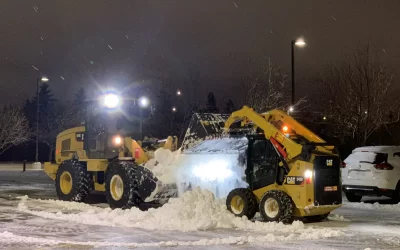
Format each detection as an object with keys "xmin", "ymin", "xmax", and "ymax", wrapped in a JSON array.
[{"xmin": 341, "ymin": 146, "xmax": 400, "ymax": 202}]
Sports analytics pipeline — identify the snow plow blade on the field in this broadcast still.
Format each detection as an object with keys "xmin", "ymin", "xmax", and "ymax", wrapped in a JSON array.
[
  {"xmin": 181, "ymin": 113, "xmax": 231, "ymax": 150},
  {"xmin": 146, "ymin": 182, "xmax": 195, "ymax": 204}
]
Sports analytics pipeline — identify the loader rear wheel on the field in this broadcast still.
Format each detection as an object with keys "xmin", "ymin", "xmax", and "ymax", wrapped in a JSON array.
[
  {"xmin": 259, "ymin": 190, "xmax": 293, "ymax": 223},
  {"xmin": 105, "ymin": 161, "xmax": 143, "ymax": 209},
  {"xmin": 226, "ymin": 188, "xmax": 257, "ymax": 220},
  {"xmin": 55, "ymin": 160, "xmax": 91, "ymax": 202}
]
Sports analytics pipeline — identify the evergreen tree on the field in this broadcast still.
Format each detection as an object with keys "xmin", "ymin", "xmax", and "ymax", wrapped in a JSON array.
[
  {"xmin": 202, "ymin": 92, "xmax": 219, "ymax": 113},
  {"xmin": 24, "ymin": 83, "xmax": 56, "ymax": 129},
  {"xmin": 74, "ymin": 86, "xmax": 87, "ymax": 106},
  {"xmin": 73, "ymin": 87, "xmax": 87, "ymax": 124},
  {"xmin": 224, "ymin": 99, "xmax": 236, "ymax": 114}
]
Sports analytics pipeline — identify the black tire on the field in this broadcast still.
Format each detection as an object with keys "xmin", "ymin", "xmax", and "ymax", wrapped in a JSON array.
[
  {"xmin": 306, "ymin": 212, "xmax": 330, "ymax": 222},
  {"xmin": 226, "ymin": 188, "xmax": 258, "ymax": 220},
  {"xmin": 259, "ymin": 190, "xmax": 293, "ymax": 223},
  {"xmin": 105, "ymin": 161, "xmax": 145, "ymax": 209},
  {"xmin": 55, "ymin": 160, "xmax": 91, "ymax": 202},
  {"xmin": 345, "ymin": 192, "xmax": 362, "ymax": 202}
]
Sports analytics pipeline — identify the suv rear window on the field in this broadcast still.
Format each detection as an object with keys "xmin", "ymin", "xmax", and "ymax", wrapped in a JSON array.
[{"xmin": 345, "ymin": 151, "xmax": 388, "ymax": 164}]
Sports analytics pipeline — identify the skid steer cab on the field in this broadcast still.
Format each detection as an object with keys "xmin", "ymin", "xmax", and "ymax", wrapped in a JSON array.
[
  {"xmin": 218, "ymin": 106, "xmax": 342, "ymax": 223},
  {"xmin": 44, "ymin": 92, "xmax": 178, "ymax": 209}
]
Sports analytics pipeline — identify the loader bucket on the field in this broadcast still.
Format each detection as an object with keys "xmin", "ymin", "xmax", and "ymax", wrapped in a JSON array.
[{"xmin": 181, "ymin": 113, "xmax": 231, "ymax": 150}]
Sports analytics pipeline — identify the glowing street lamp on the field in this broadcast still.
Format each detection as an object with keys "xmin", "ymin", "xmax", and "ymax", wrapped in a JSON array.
[
  {"xmin": 291, "ymin": 38, "xmax": 306, "ymax": 105},
  {"xmin": 176, "ymin": 90, "xmax": 181, "ymax": 96},
  {"xmin": 294, "ymin": 39, "xmax": 306, "ymax": 47},
  {"xmin": 172, "ymin": 107, "xmax": 177, "ymax": 112},
  {"xmin": 139, "ymin": 96, "xmax": 149, "ymax": 107},
  {"xmin": 35, "ymin": 76, "xmax": 50, "ymax": 164},
  {"xmin": 138, "ymin": 97, "xmax": 150, "ymax": 140}
]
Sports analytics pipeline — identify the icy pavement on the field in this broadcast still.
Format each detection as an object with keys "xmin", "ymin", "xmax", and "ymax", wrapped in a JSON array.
[{"xmin": 1, "ymin": 171, "xmax": 400, "ymax": 249}]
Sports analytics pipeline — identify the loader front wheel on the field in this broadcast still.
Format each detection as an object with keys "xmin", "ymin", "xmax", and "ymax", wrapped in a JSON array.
[
  {"xmin": 259, "ymin": 190, "xmax": 293, "ymax": 223},
  {"xmin": 226, "ymin": 188, "xmax": 257, "ymax": 220},
  {"xmin": 55, "ymin": 160, "xmax": 91, "ymax": 202},
  {"xmin": 105, "ymin": 161, "xmax": 143, "ymax": 209}
]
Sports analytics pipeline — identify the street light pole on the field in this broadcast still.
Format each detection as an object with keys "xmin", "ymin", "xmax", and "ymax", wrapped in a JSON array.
[
  {"xmin": 138, "ymin": 96, "xmax": 149, "ymax": 140},
  {"xmin": 139, "ymin": 107, "xmax": 143, "ymax": 140},
  {"xmin": 290, "ymin": 38, "xmax": 306, "ymax": 107},
  {"xmin": 35, "ymin": 76, "xmax": 49, "ymax": 163},
  {"xmin": 35, "ymin": 78, "xmax": 40, "ymax": 162},
  {"xmin": 291, "ymin": 40, "xmax": 295, "ymax": 105}
]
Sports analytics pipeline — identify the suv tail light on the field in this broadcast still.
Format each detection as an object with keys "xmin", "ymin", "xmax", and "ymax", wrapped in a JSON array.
[
  {"xmin": 341, "ymin": 162, "xmax": 346, "ymax": 168},
  {"xmin": 374, "ymin": 163, "xmax": 394, "ymax": 170}
]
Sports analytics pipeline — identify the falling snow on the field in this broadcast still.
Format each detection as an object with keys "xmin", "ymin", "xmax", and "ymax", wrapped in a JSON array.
[
  {"xmin": 60, "ymin": 76, "xmax": 65, "ymax": 80},
  {"xmin": 126, "ymin": 34, "xmax": 129, "ymax": 38},
  {"xmin": 33, "ymin": 6, "xmax": 39, "ymax": 13},
  {"xmin": 32, "ymin": 65, "xmax": 39, "ymax": 71},
  {"xmin": 331, "ymin": 16, "xmax": 337, "ymax": 21},
  {"xmin": 108, "ymin": 45, "xmax": 113, "ymax": 50},
  {"xmin": 233, "ymin": 2, "xmax": 238, "ymax": 8},
  {"xmin": 40, "ymin": 37, "xmax": 44, "ymax": 41}
]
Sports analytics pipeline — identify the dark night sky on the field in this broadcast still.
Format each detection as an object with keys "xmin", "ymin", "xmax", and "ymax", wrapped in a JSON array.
[{"xmin": 1, "ymin": 0, "xmax": 399, "ymax": 106}]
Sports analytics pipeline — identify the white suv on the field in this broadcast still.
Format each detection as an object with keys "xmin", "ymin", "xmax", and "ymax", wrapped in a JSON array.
[{"xmin": 341, "ymin": 146, "xmax": 400, "ymax": 202}]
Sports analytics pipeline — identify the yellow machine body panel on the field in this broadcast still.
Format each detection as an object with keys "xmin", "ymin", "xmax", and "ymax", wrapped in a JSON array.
[
  {"xmin": 252, "ymin": 159, "xmax": 341, "ymax": 217},
  {"xmin": 43, "ymin": 162, "xmax": 59, "ymax": 180},
  {"xmin": 55, "ymin": 126, "xmax": 85, "ymax": 164}
]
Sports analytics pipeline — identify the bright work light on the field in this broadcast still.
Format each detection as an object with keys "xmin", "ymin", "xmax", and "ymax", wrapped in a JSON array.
[{"xmin": 103, "ymin": 93, "xmax": 121, "ymax": 109}]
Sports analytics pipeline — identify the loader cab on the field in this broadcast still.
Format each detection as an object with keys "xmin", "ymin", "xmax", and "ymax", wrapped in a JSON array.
[
  {"xmin": 246, "ymin": 134, "xmax": 284, "ymax": 190},
  {"xmin": 84, "ymin": 104, "xmax": 124, "ymax": 159}
]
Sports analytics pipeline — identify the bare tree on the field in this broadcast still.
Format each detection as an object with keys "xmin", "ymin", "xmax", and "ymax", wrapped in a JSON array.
[
  {"xmin": 0, "ymin": 106, "xmax": 30, "ymax": 154},
  {"xmin": 37, "ymin": 101, "xmax": 84, "ymax": 161},
  {"xmin": 318, "ymin": 46, "xmax": 400, "ymax": 146},
  {"xmin": 241, "ymin": 57, "xmax": 307, "ymax": 112}
]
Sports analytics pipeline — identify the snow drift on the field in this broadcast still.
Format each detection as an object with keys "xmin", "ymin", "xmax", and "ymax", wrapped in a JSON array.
[{"xmin": 16, "ymin": 188, "xmax": 343, "ymax": 239}]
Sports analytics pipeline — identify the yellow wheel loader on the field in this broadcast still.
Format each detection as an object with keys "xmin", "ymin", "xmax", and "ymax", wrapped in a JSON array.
[
  {"xmin": 44, "ymin": 125, "xmax": 177, "ymax": 208},
  {"xmin": 178, "ymin": 106, "xmax": 342, "ymax": 223},
  {"xmin": 44, "ymin": 93, "xmax": 178, "ymax": 209}
]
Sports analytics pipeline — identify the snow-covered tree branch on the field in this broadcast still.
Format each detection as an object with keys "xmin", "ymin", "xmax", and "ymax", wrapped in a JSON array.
[
  {"xmin": 0, "ymin": 106, "xmax": 30, "ymax": 154},
  {"xmin": 318, "ymin": 46, "xmax": 400, "ymax": 146},
  {"xmin": 241, "ymin": 57, "xmax": 307, "ymax": 112}
]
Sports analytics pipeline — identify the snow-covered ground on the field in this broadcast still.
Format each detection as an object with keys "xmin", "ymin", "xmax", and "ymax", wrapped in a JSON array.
[{"xmin": 1, "ymin": 171, "xmax": 400, "ymax": 249}]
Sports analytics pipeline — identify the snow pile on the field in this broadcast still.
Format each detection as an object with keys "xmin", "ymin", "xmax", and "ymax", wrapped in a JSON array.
[
  {"xmin": 16, "ymin": 195, "xmax": 106, "ymax": 211},
  {"xmin": 328, "ymin": 214, "xmax": 349, "ymax": 222},
  {"xmin": 144, "ymin": 148, "xmax": 181, "ymax": 184},
  {"xmin": 16, "ymin": 188, "xmax": 343, "ymax": 240},
  {"xmin": 345, "ymin": 202, "xmax": 400, "ymax": 211}
]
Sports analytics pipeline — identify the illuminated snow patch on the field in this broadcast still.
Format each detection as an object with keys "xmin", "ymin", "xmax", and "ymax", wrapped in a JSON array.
[{"xmin": 16, "ymin": 188, "xmax": 343, "ymax": 241}]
